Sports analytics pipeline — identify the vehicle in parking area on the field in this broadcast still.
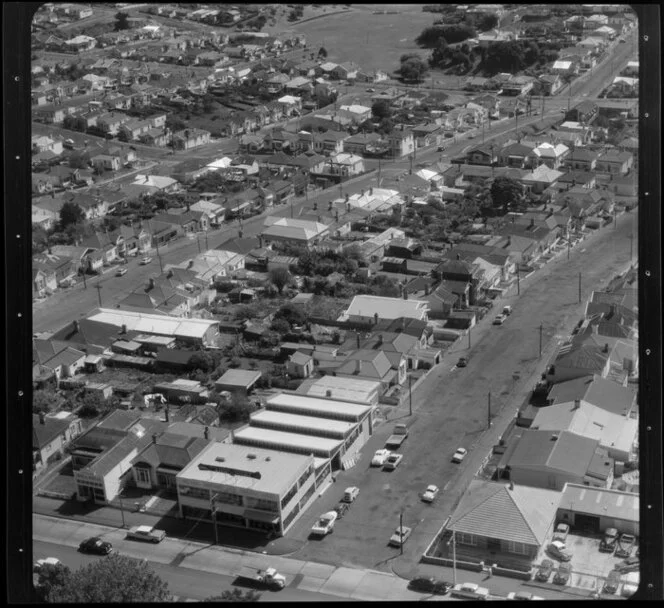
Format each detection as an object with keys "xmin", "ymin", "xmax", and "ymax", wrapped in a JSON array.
[
  {"xmin": 408, "ymin": 576, "xmax": 452, "ymax": 594},
  {"xmin": 493, "ymin": 313, "xmax": 507, "ymax": 325},
  {"xmin": 600, "ymin": 527, "xmax": 619, "ymax": 552},
  {"xmin": 389, "ymin": 525, "xmax": 412, "ymax": 547},
  {"xmin": 371, "ymin": 449, "xmax": 391, "ymax": 466},
  {"xmin": 615, "ymin": 556, "xmax": 639, "ymax": 573},
  {"xmin": 422, "ymin": 485, "xmax": 439, "ymax": 503},
  {"xmin": 78, "ymin": 537, "xmax": 113, "ymax": 555},
  {"xmin": 140, "ymin": 256, "xmax": 153, "ymax": 265},
  {"xmin": 236, "ymin": 566, "xmax": 286, "ymax": 590},
  {"xmin": 547, "ymin": 540, "xmax": 572, "ymax": 561},
  {"xmin": 384, "ymin": 453, "xmax": 404, "ymax": 470},
  {"xmin": 621, "ymin": 572, "xmax": 639, "ymax": 597},
  {"xmin": 507, "ymin": 591, "xmax": 544, "ymax": 600},
  {"xmin": 502, "ymin": 305, "xmax": 512, "ymax": 316},
  {"xmin": 603, "ymin": 569, "xmax": 621, "ymax": 594},
  {"xmin": 552, "ymin": 523, "xmax": 570, "ymax": 542},
  {"xmin": 553, "ymin": 562, "xmax": 572, "ymax": 585},
  {"xmin": 126, "ymin": 525, "xmax": 166, "ymax": 543},
  {"xmin": 456, "ymin": 356, "xmax": 468, "ymax": 368},
  {"xmin": 115, "ymin": 267, "xmax": 128, "ymax": 276},
  {"xmin": 311, "ymin": 511, "xmax": 337, "ymax": 536},
  {"xmin": 385, "ymin": 419, "xmax": 416, "ymax": 449},
  {"xmin": 343, "ymin": 486, "xmax": 360, "ymax": 503},
  {"xmin": 615, "ymin": 534, "xmax": 635, "ymax": 558},
  {"xmin": 451, "ymin": 582, "xmax": 489, "ymax": 600},
  {"xmin": 334, "ymin": 502, "xmax": 350, "ymax": 519},
  {"xmin": 452, "ymin": 447, "xmax": 467, "ymax": 463},
  {"xmin": 535, "ymin": 559, "xmax": 554, "ymax": 582}
]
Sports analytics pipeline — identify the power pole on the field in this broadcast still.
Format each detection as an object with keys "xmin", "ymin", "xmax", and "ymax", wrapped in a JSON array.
[
  {"xmin": 408, "ymin": 375, "xmax": 413, "ymax": 416},
  {"xmin": 539, "ymin": 323, "xmax": 543, "ymax": 358},
  {"xmin": 196, "ymin": 234, "xmax": 201, "ymax": 253},
  {"xmin": 94, "ymin": 283, "xmax": 102, "ymax": 307},
  {"xmin": 516, "ymin": 264, "xmax": 520, "ymax": 295},
  {"xmin": 487, "ymin": 392, "xmax": 491, "ymax": 428},
  {"xmin": 399, "ymin": 512, "xmax": 404, "ymax": 556},
  {"xmin": 578, "ymin": 272, "xmax": 582, "ymax": 303},
  {"xmin": 468, "ymin": 326, "xmax": 471, "ymax": 349}
]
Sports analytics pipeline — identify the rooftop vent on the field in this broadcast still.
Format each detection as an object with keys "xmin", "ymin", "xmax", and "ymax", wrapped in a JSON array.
[
  {"xmin": 247, "ymin": 453, "xmax": 257, "ymax": 460},
  {"xmin": 215, "ymin": 456, "xmax": 226, "ymax": 463}
]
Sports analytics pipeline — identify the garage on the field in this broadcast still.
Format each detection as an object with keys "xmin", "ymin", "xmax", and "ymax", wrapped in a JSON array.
[{"xmin": 573, "ymin": 513, "xmax": 601, "ymax": 534}]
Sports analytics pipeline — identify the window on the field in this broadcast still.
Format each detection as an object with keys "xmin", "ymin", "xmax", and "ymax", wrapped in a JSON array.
[
  {"xmin": 135, "ymin": 467, "xmax": 151, "ymax": 484},
  {"xmin": 457, "ymin": 532, "xmax": 477, "ymax": 546},
  {"xmin": 280, "ymin": 482, "xmax": 298, "ymax": 510},
  {"xmin": 507, "ymin": 540, "xmax": 528, "ymax": 555}
]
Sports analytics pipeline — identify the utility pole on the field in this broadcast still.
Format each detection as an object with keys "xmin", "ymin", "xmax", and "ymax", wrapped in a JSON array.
[
  {"xmin": 118, "ymin": 491, "xmax": 126, "ymax": 528},
  {"xmin": 567, "ymin": 238, "xmax": 570, "ymax": 260},
  {"xmin": 539, "ymin": 323, "xmax": 543, "ymax": 358},
  {"xmin": 487, "ymin": 392, "xmax": 491, "ymax": 428},
  {"xmin": 408, "ymin": 375, "xmax": 413, "ymax": 416},
  {"xmin": 95, "ymin": 283, "xmax": 102, "ymax": 307},
  {"xmin": 211, "ymin": 495, "xmax": 219, "ymax": 545},
  {"xmin": 451, "ymin": 530, "xmax": 457, "ymax": 585},
  {"xmin": 516, "ymin": 264, "xmax": 520, "ymax": 295},
  {"xmin": 378, "ymin": 157, "xmax": 382, "ymax": 186},
  {"xmin": 196, "ymin": 234, "xmax": 201, "ymax": 254},
  {"xmin": 399, "ymin": 512, "xmax": 404, "ymax": 556},
  {"xmin": 578, "ymin": 272, "xmax": 582, "ymax": 303},
  {"xmin": 468, "ymin": 326, "xmax": 471, "ymax": 349},
  {"xmin": 81, "ymin": 270, "xmax": 87, "ymax": 289}
]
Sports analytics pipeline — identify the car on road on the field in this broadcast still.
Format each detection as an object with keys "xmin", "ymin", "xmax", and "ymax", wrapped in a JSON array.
[
  {"xmin": 384, "ymin": 453, "xmax": 404, "ymax": 470},
  {"xmin": 115, "ymin": 267, "xmax": 128, "ymax": 276},
  {"xmin": 615, "ymin": 534, "xmax": 635, "ymax": 558},
  {"xmin": 535, "ymin": 559, "xmax": 554, "ymax": 582},
  {"xmin": 408, "ymin": 576, "xmax": 452, "ymax": 594},
  {"xmin": 493, "ymin": 313, "xmax": 507, "ymax": 325},
  {"xmin": 507, "ymin": 591, "xmax": 544, "ymax": 600},
  {"xmin": 311, "ymin": 511, "xmax": 337, "ymax": 536},
  {"xmin": 366, "ymin": 87, "xmax": 375, "ymax": 92},
  {"xmin": 437, "ymin": 145, "xmax": 446, "ymax": 151},
  {"xmin": 553, "ymin": 562, "xmax": 572, "ymax": 585},
  {"xmin": 619, "ymin": 38, "xmax": 626, "ymax": 43},
  {"xmin": 140, "ymin": 256, "xmax": 153, "ymax": 265},
  {"xmin": 552, "ymin": 522, "xmax": 570, "ymax": 542},
  {"xmin": 451, "ymin": 447, "xmax": 467, "ymax": 463},
  {"xmin": 34, "ymin": 557, "xmax": 62, "ymax": 572},
  {"xmin": 126, "ymin": 525, "xmax": 166, "ymax": 543},
  {"xmin": 78, "ymin": 537, "xmax": 113, "ymax": 555},
  {"xmin": 371, "ymin": 449, "xmax": 391, "ymax": 466},
  {"xmin": 451, "ymin": 582, "xmax": 489, "ymax": 600},
  {"xmin": 389, "ymin": 525, "xmax": 412, "ymax": 547},
  {"xmin": 547, "ymin": 540, "xmax": 572, "ymax": 561},
  {"xmin": 599, "ymin": 527, "xmax": 619, "ymax": 553},
  {"xmin": 334, "ymin": 502, "xmax": 350, "ymax": 519},
  {"xmin": 456, "ymin": 356, "xmax": 468, "ymax": 368},
  {"xmin": 467, "ymin": 132, "xmax": 476, "ymax": 139},
  {"xmin": 422, "ymin": 485, "xmax": 439, "ymax": 503},
  {"xmin": 603, "ymin": 570, "xmax": 621, "ymax": 594},
  {"xmin": 343, "ymin": 486, "xmax": 360, "ymax": 503}
]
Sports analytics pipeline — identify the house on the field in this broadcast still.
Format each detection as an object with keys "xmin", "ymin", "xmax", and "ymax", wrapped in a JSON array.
[
  {"xmin": 545, "ymin": 343, "xmax": 612, "ymax": 385},
  {"xmin": 551, "ymin": 59, "xmax": 578, "ymax": 76},
  {"xmin": 566, "ymin": 100, "xmax": 598, "ymax": 124},
  {"xmin": 538, "ymin": 74, "xmax": 563, "ymax": 96},
  {"xmin": 529, "ymin": 142, "xmax": 569, "ymax": 169},
  {"xmin": 338, "ymin": 104, "xmax": 372, "ymax": 124},
  {"xmin": 411, "ymin": 123, "xmax": 442, "ymax": 148},
  {"xmin": 286, "ymin": 351, "xmax": 315, "ymax": 379},
  {"xmin": 548, "ymin": 375, "xmax": 637, "ymax": 418},
  {"xmin": 276, "ymin": 95, "xmax": 302, "ymax": 117},
  {"xmin": 323, "ymin": 152, "xmax": 365, "ymax": 177},
  {"xmin": 261, "ymin": 217, "xmax": 329, "ymax": 249},
  {"xmin": 501, "ymin": 75, "xmax": 534, "ymax": 97},
  {"xmin": 172, "ymin": 128, "xmax": 211, "ymax": 151},
  {"xmin": 341, "ymin": 295, "xmax": 428, "ymax": 324},
  {"xmin": 520, "ymin": 165, "xmax": 564, "ymax": 194},
  {"xmin": 331, "ymin": 62, "xmax": 360, "ymax": 81},
  {"xmin": 33, "ymin": 412, "xmax": 83, "ymax": 472},
  {"xmin": 334, "ymin": 349, "xmax": 405, "ymax": 387},
  {"xmin": 595, "ymin": 150, "xmax": 633, "ymax": 175},
  {"xmin": 297, "ymin": 375, "xmax": 381, "ymax": 405},
  {"xmin": 214, "ymin": 369, "xmax": 262, "ymax": 396},
  {"xmin": 466, "ymin": 144, "xmax": 499, "ymax": 166},
  {"xmin": 499, "ymin": 142, "xmax": 535, "ymax": 169},
  {"xmin": 96, "ymin": 111, "xmax": 131, "ymax": 135},
  {"xmin": 563, "ymin": 148, "xmax": 599, "ymax": 172},
  {"xmin": 557, "ymin": 170, "xmax": 597, "ymax": 190},
  {"xmin": 387, "ymin": 128, "xmax": 415, "ymax": 158}
]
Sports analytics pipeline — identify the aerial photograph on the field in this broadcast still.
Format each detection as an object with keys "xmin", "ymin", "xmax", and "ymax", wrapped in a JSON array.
[{"xmin": 29, "ymin": 2, "xmax": 643, "ymax": 602}]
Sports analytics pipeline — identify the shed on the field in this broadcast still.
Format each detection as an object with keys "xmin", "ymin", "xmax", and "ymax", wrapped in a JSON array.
[{"xmin": 215, "ymin": 369, "xmax": 262, "ymax": 395}]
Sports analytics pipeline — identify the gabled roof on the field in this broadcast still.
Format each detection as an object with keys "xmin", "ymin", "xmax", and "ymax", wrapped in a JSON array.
[
  {"xmin": 33, "ymin": 414, "xmax": 76, "ymax": 449},
  {"xmin": 548, "ymin": 374, "xmax": 636, "ymax": 416},
  {"xmin": 132, "ymin": 433, "xmax": 209, "ymax": 470}
]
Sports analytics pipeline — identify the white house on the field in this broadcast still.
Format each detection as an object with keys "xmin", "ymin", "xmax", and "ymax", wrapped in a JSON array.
[{"xmin": 340, "ymin": 295, "xmax": 429, "ymax": 324}]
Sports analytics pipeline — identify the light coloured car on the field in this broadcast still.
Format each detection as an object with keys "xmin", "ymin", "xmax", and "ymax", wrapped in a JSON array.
[
  {"xmin": 547, "ymin": 540, "xmax": 572, "ymax": 561},
  {"xmin": 384, "ymin": 453, "xmax": 404, "ymax": 470},
  {"xmin": 600, "ymin": 527, "xmax": 619, "ymax": 552},
  {"xmin": 115, "ymin": 267, "xmax": 128, "ymax": 276},
  {"xmin": 451, "ymin": 582, "xmax": 489, "ymax": 600},
  {"xmin": 343, "ymin": 486, "xmax": 360, "ymax": 503},
  {"xmin": 422, "ymin": 485, "xmax": 439, "ymax": 503},
  {"xmin": 389, "ymin": 525, "xmax": 412, "ymax": 547},
  {"xmin": 126, "ymin": 525, "xmax": 166, "ymax": 543},
  {"xmin": 552, "ymin": 522, "xmax": 570, "ymax": 542},
  {"xmin": 452, "ymin": 447, "xmax": 467, "ymax": 463},
  {"xmin": 493, "ymin": 314, "xmax": 507, "ymax": 325},
  {"xmin": 371, "ymin": 449, "xmax": 391, "ymax": 467},
  {"xmin": 507, "ymin": 591, "xmax": 544, "ymax": 600},
  {"xmin": 311, "ymin": 511, "xmax": 337, "ymax": 536},
  {"xmin": 140, "ymin": 256, "xmax": 153, "ymax": 265}
]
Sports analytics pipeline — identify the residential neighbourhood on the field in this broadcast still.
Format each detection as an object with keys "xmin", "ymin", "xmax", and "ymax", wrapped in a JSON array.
[{"xmin": 27, "ymin": 2, "xmax": 645, "ymax": 604}]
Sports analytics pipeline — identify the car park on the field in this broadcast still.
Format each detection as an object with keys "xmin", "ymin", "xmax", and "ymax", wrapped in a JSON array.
[
  {"xmin": 507, "ymin": 591, "xmax": 544, "ymax": 600},
  {"xmin": 603, "ymin": 570, "xmax": 621, "ymax": 594},
  {"xmin": 456, "ymin": 356, "xmax": 468, "ymax": 368},
  {"xmin": 384, "ymin": 453, "xmax": 404, "ymax": 470},
  {"xmin": 547, "ymin": 540, "xmax": 572, "ymax": 561},
  {"xmin": 535, "ymin": 559, "xmax": 554, "ymax": 582},
  {"xmin": 615, "ymin": 534, "xmax": 635, "ymax": 558},
  {"xmin": 599, "ymin": 527, "xmax": 619, "ymax": 552},
  {"xmin": 371, "ymin": 449, "xmax": 391, "ymax": 466},
  {"xmin": 493, "ymin": 314, "xmax": 507, "ymax": 325},
  {"xmin": 552, "ymin": 523, "xmax": 570, "ymax": 542},
  {"xmin": 78, "ymin": 537, "xmax": 113, "ymax": 555},
  {"xmin": 422, "ymin": 485, "xmax": 439, "ymax": 503},
  {"xmin": 451, "ymin": 447, "xmax": 467, "ymax": 463},
  {"xmin": 126, "ymin": 525, "xmax": 166, "ymax": 543},
  {"xmin": 408, "ymin": 576, "xmax": 452, "ymax": 594},
  {"xmin": 343, "ymin": 486, "xmax": 360, "ymax": 503},
  {"xmin": 553, "ymin": 562, "xmax": 572, "ymax": 585},
  {"xmin": 334, "ymin": 502, "xmax": 350, "ymax": 519},
  {"xmin": 388, "ymin": 525, "xmax": 412, "ymax": 547},
  {"xmin": 115, "ymin": 267, "xmax": 128, "ymax": 276}
]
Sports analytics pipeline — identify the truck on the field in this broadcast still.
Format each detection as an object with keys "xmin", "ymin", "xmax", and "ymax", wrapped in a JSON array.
[
  {"xmin": 236, "ymin": 566, "xmax": 286, "ymax": 590},
  {"xmin": 385, "ymin": 418, "xmax": 417, "ymax": 449}
]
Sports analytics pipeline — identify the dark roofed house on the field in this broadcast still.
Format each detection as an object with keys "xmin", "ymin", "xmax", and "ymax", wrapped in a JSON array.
[
  {"xmin": 33, "ymin": 412, "xmax": 84, "ymax": 473},
  {"xmin": 215, "ymin": 369, "xmax": 262, "ymax": 395}
]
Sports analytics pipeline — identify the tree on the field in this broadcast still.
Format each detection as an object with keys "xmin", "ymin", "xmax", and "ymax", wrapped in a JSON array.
[
  {"xmin": 45, "ymin": 554, "xmax": 171, "ymax": 602},
  {"xmin": 34, "ymin": 562, "xmax": 72, "ymax": 602},
  {"xmin": 205, "ymin": 588, "xmax": 262, "ymax": 602},
  {"xmin": 32, "ymin": 389, "xmax": 65, "ymax": 415},
  {"xmin": 399, "ymin": 54, "xmax": 429, "ymax": 83},
  {"xmin": 476, "ymin": 13, "xmax": 499, "ymax": 32},
  {"xmin": 371, "ymin": 100, "xmax": 392, "ymax": 120},
  {"xmin": 217, "ymin": 394, "xmax": 256, "ymax": 423},
  {"xmin": 268, "ymin": 267, "xmax": 291, "ymax": 295},
  {"xmin": 318, "ymin": 47, "xmax": 328, "ymax": 58},
  {"xmin": 490, "ymin": 176, "xmax": 524, "ymax": 214},
  {"xmin": 59, "ymin": 201, "xmax": 85, "ymax": 229},
  {"xmin": 114, "ymin": 11, "xmax": 130, "ymax": 31},
  {"xmin": 273, "ymin": 303, "xmax": 307, "ymax": 328}
]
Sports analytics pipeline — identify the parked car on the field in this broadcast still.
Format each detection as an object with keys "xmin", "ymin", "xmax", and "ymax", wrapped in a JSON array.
[
  {"xmin": 334, "ymin": 502, "xmax": 350, "ymax": 519},
  {"xmin": 140, "ymin": 256, "xmax": 153, "ymax": 265},
  {"xmin": 493, "ymin": 314, "xmax": 507, "ymax": 325},
  {"xmin": 552, "ymin": 523, "xmax": 570, "ymax": 542},
  {"xmin": 599, "ymin": 527, "xmax": 619, "ymax": 552},
  {"xmin": 34, "ymin": 557, "xmax": 62, "ymax": 572},
  {"xmin": 615, "ymin": 556, "xmax": 639, "ymax": 573},
  {"xmin": 506, "ymin": 591, "xmax": 544, "ymax": 600},
  {"xmin": 78, "ymin": 537, "xmax": 112, "ymax": 555},
  {"xmin": 452, "ymin": 447, "xmax": 467, "ymax": 463},
  {"xmin": 422, "ymin": 485, "xmax": 439, "ymax": 503},
  {"xmin": 603, "ymin": 570, "xmax": 621, "ymax": 594},
  {"xmin": 456, "ymin": 356, "xmax": 468, "ymax": 368},
  {"xmin": 126, "ymin": 525, "xmax": 166, "ymax": 543},
  {"xmin": 553, "ymin": 562, "xmax": 572, "ymax": 585},
  {"xmin": 343, "ymin": 486, "xmax": 360, "ymax": 503},
  {"xmin": 115, "ymin": 267, "xmax": 128, "ymax": 276},
  {"xmin": 535, "ymin": 559, "xmax": 554, "ymax": 582},
  {"xmin": 547, "ymin": 540, "xmax": 572, "ymax": 562},
  {"xmin": 371, "ymin": 449, "xmax": 391, "ymax": 466},
  {"xmin": 451, "ymin": 582, "xmax": 489, "ymax": 600},
  {"xmin": 615, "ymin": 534, "xmax": 636, "ymax": 558},
  {"xmin": 311, "ymin": 511, "xmax": 337, "ymax": 536},
  {"xmin": 366, "ymin": 88, "xmax": 375, "ymax": 92},
  {"xmin": 384, "ymin": 453, "xmax": 404, "ymax": 470},
  {"xmin": 408, "ymin": 576, "xmax": 452, "ymax": 594},
  {"xmin": 389, "ymin": 525, "xmax": 412, "ymax": 547}
]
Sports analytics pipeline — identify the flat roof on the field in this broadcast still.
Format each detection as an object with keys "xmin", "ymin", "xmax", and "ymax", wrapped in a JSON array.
[
  {"xmin": 266, "ymin": 393, "xmax": 372, "ymax": 418},
  {"xmin": 559, "ymin": 483, "xmax": 639, "ymax": 522},
  {"xmin": 232, "ymin": 426, "xmax": 342, "ymax": 454},
  {"xmin": 216, "ymin": 369, "xmax": 262, "ymax": 388},
  {"xmin": 250, "ymin": 410, "xmax": 354, "ymax": 436},
  {"xmin": 302, "ymin": 375, "xmax": 381, "ymax": 402},
  {"xmin": 87, "ymin": 308, "xmax": 217, "ymax": 339},
  {"xmin": 178, "ymin": 442, "xmax": 312, "ymax": 495}
]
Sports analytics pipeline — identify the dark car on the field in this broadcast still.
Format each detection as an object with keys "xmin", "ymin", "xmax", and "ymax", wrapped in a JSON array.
[
  {"xmin": 457, "ymin": 356, "xmax": 468, "ymax": 368},
  {"xmin": 408, "ymin": 576, "xmax": 452, "ymax": 595},
  {"xmin": 535, "ymin": 559, "xmax": 554, "ymax": 582},
  {"xmin": 334, "ymin": 502, "xmax": 350, "ymax": 519},
  {"xmin": 79, "ymin": 537, "xmax": 112, "ymax": 555},
  {"xmin": 553, "ymin": 562, "xmax": 572, "ymax": 585},
  {"xmin": 599, "ymin": 527, "xmax": 619, "ymax": 553}
]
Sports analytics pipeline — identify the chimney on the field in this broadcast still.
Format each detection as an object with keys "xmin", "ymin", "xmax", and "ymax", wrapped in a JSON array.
[
  {"xmin": 603, "ymin": 343, "xmax": 609, "ymax": 353},
  {"xmin": 573, "ymin": 399, "xmax": 581, "ymax": 410},
  {"xmin": 456, "ymin": 253, "xmax": 461, "ymax": 260},
  {"xmin": 152, "ymin": 433, "xmax": 158, "ymax": 444},
  {"xmin": 39, "ymin": 413, "xmax": 46, "ymax": 425},
  {"xmin": 148, "ymin": 277, "xmax": 155, "ymax": 290},
  {"xmin": 167, "ymin": 269, "xmax": 173, "ymax": 278},
  {"xmin": 164, "ymin": 405, "xmax": 169, "ymax": 422},
  {"xmin": 374, "ymin": 312, "xmax": 379, "ymax": 325},
  {"xmin": 530, "ymin": 218, "xmax": 535, "ymax": 228},
  {"xmin": 325, "ymin": 389, "xmax": 332, "ymax": 398},
  {"xmin": 377, "ymin": 334, "xmax": 384, "ymax": 345},
  {"xmin": 204, "ymin": 426, "xmax": 209, "ymax": 440},
  {"xmin": 73, "ymin": 320, "xmax": 80, "ymax": 333},
  {"xmin": 345, "ymin": 193, "xmax": 349, "ymax": 202},
  {"xmin": 369, "ymin": 186, "xmax": 373, "ymax": 195},
  {"xmin": 328, "ymin": 200, "xmax": 333, "ymax": 211},
  {"xmin": 121, "ymin": 324, "xmax": 127, "ymax": 335},
  {"xmin": 313, "ymin": 201, "xmax": 318, "ymax": 211},
  {"xmin": 356, "ymin": 333, "xmax": 361, "ymax": 348},
  {"xmin": 509, "ymin": 480, "xmax": 514, "ymax": 490},
  {"xmin": 356, "ymin": 359, "xmax": 362, "ymax": 374}
]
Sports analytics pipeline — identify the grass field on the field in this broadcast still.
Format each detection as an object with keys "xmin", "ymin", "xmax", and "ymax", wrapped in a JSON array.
[{"xmin": 267, "ymin": 4, "xmax": 437, "ymax": 74}]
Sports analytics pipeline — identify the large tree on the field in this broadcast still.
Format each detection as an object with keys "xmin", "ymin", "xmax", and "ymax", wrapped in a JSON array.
[
  {"xmin": 205, "ymin": 588, "xmax": 262, "ymax": 602},
  {"xmin": 114, "ymin": 11, "xmax": 130, "ymax": 31},
  {"xmin": 371, "ymin": 100, "xmax": 392, "ymax": 120},
  {"xmin": 45, "ymin": 554, "xmax": 171, "ymax": 602},
  {"xmin": 268, "ymin": 267, "xmax": 292, "ymax": 295},
  {"xmin": 490, "ymin": 176, "xmax": 524, "ymax": 214},
  {"xmin": 59, "ymin": 201, "xmax": 85, "ymax": 229},
  {"xmin": 399, "ymin": 54, "xmax": 429, "ymax": 83}
]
